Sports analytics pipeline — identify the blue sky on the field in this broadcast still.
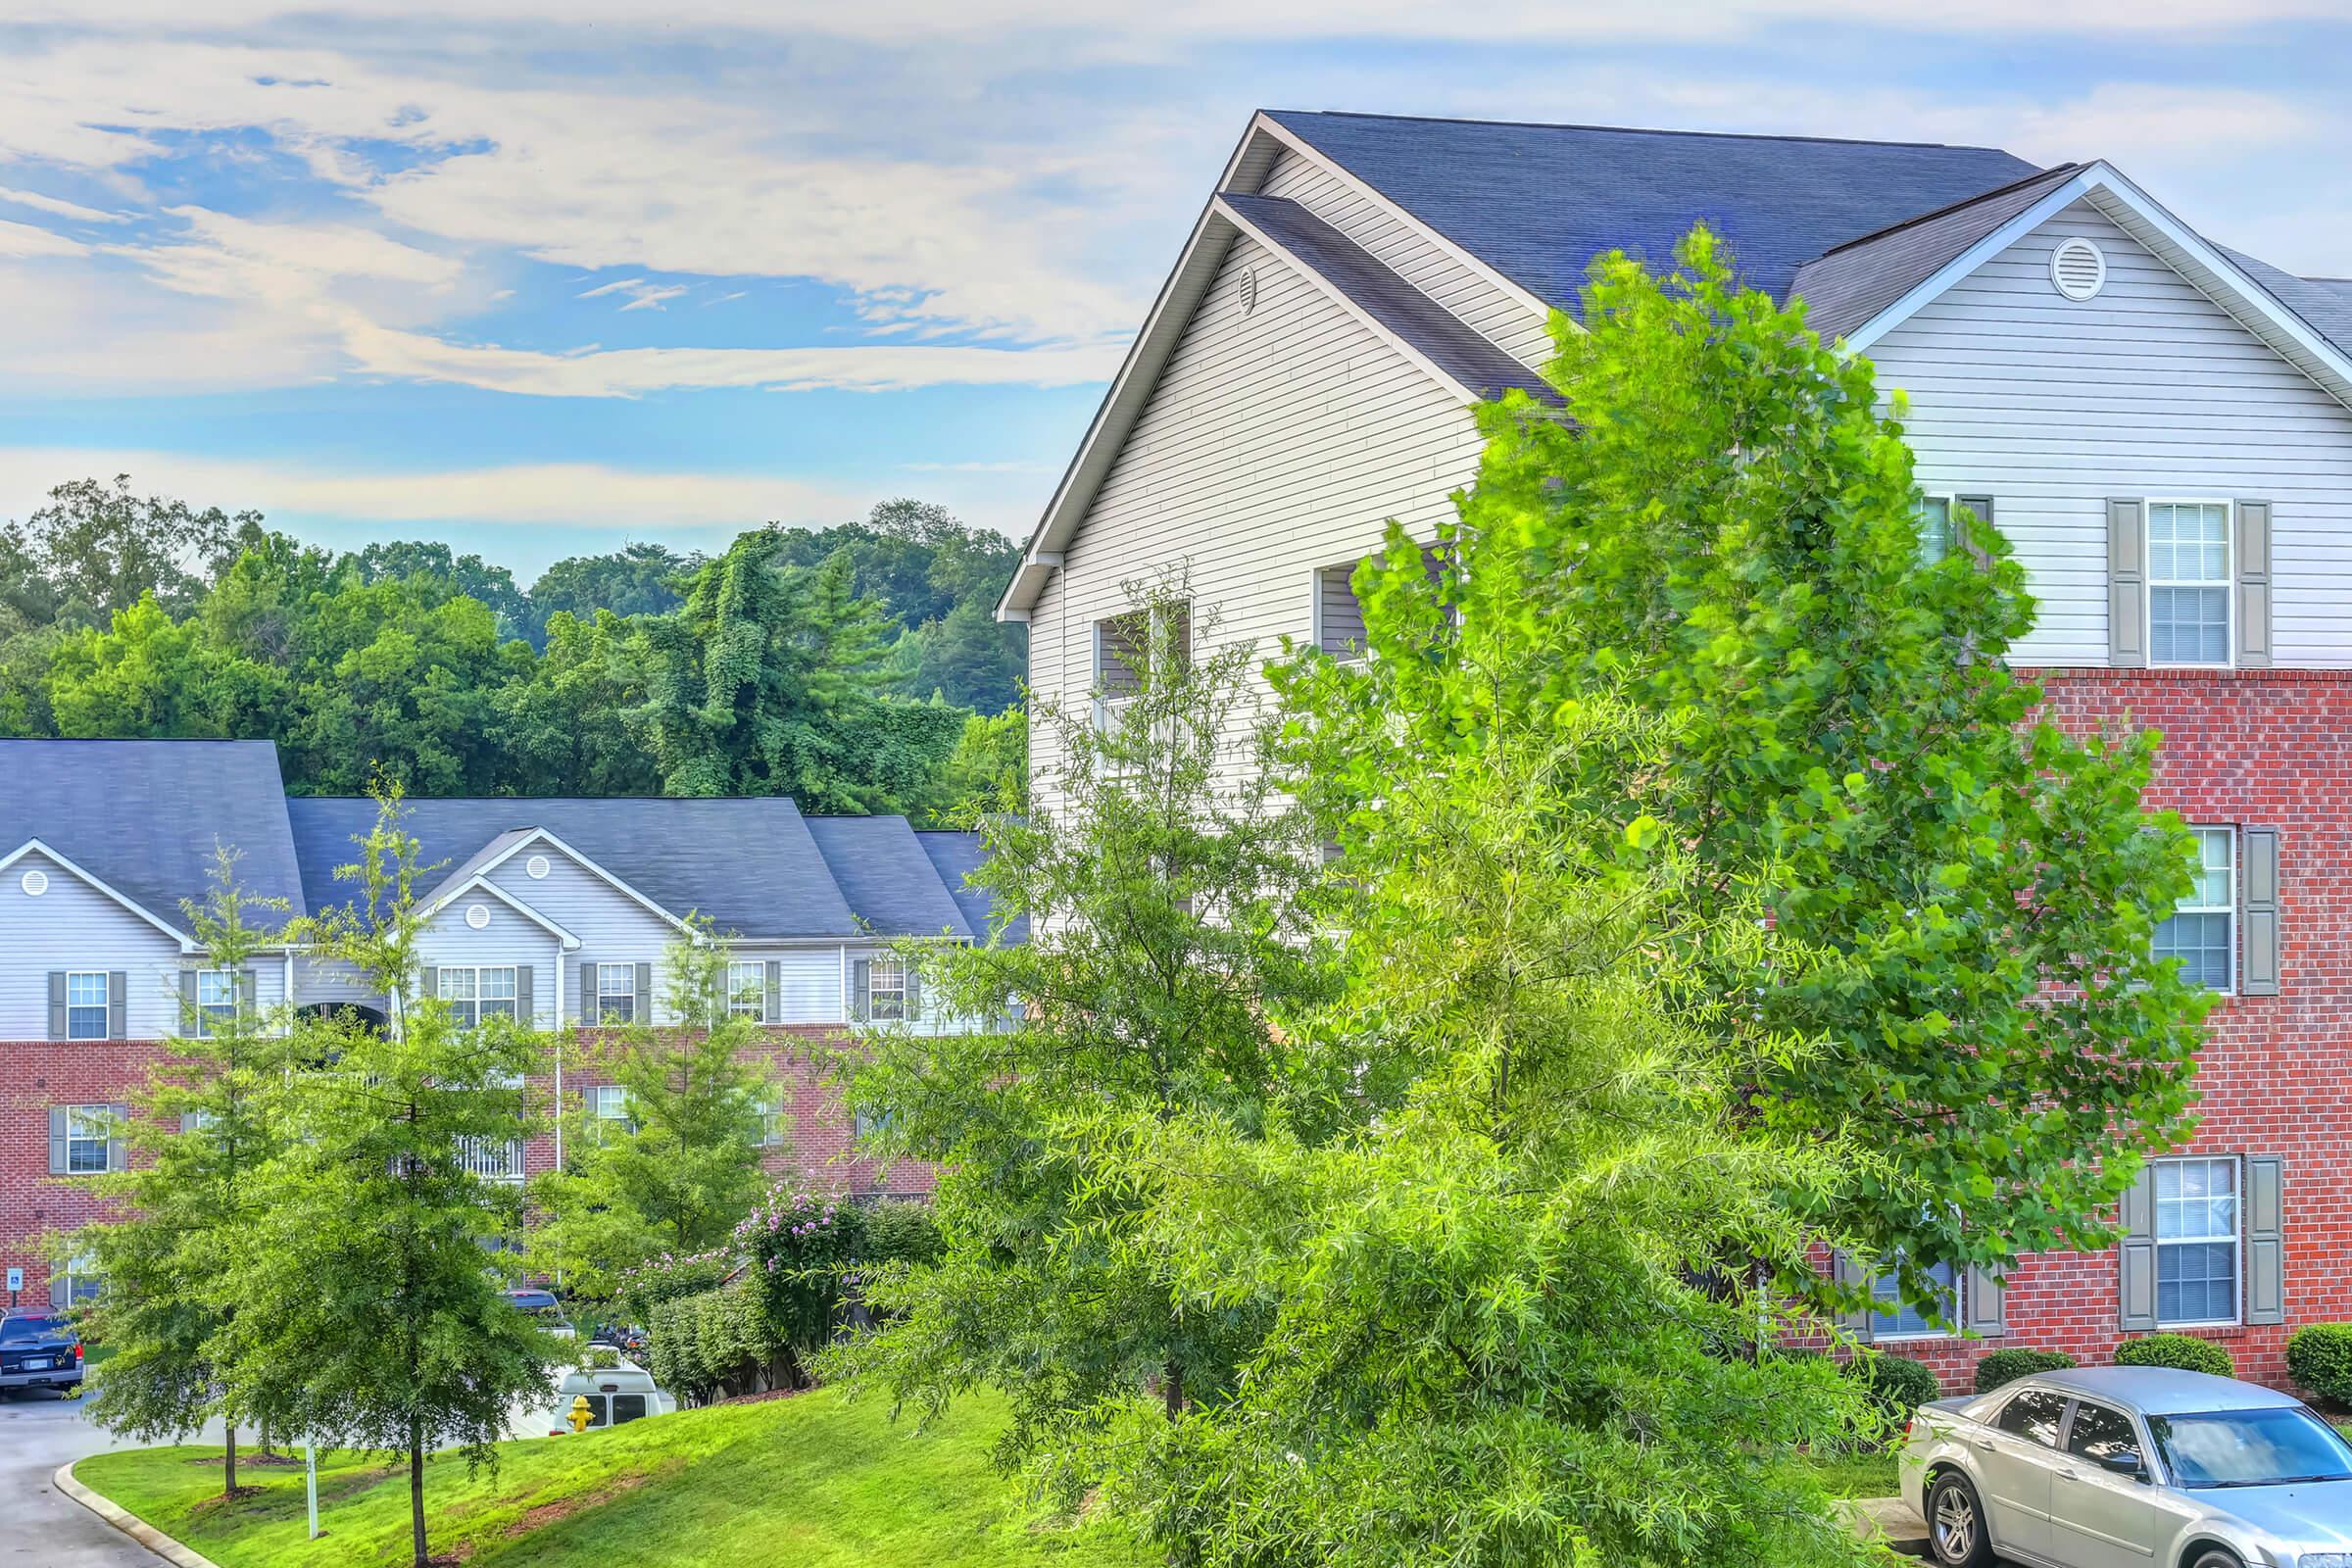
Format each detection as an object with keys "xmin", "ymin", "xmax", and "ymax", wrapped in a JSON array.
[{"xmin": 1, "ymin": 4, "xmax": 2347, "ymax": 582}]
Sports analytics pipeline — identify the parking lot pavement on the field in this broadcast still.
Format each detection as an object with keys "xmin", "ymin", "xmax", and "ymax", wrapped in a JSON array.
[
  {"xmin": 0, "ymin": 1391, "xmax": 167, "ymax": 1566},
  {"xmin": 1848, "ymin": 1493, "xmax": 1933, "ymax": 1558}
]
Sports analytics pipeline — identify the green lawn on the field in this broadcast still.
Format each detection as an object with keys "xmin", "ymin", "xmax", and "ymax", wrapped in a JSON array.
[
  {"xmin": 1797, "ymin": 1449, "xmax": 1904, "ymax": 1498},
  {"xmin": 75, "ymin": 1389, "xmax": 1148, "ymax": 1568}
]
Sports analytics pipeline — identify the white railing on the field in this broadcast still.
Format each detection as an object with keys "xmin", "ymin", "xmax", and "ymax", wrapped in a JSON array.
[{"xmin": 458, "ymin": 1137, "xmax": 525, "ymax": 1181}]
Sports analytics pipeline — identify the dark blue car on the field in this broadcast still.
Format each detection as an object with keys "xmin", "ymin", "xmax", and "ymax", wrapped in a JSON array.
[{"xmin": 0, "ymin": 1309, "xmax": 83, "ymax": 1396}]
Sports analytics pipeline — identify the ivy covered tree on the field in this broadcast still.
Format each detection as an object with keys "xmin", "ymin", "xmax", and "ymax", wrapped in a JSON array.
[{"xmin": 1273, "ymin": 226, "xmax": 2212, "ymax": 1313}]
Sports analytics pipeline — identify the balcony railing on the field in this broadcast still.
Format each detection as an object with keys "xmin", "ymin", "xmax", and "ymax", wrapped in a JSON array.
[{"xmin": 458, "ymin": 1137, "xmax": 525, "ymax": 1181}]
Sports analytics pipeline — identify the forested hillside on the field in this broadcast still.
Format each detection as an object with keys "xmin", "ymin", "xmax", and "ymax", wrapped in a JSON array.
[{"xmin": 0, "ymin": 476, "xmax": 1027, "ymax": 816}]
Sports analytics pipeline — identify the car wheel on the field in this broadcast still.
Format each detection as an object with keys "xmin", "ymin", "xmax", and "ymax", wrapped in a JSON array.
[
  {"xmin": 2185, "ymin": 1551, "xmax": 2242, "ymax": 1568},
  {"xmin": 1925, "ymin": 1472, "xmax": 1993, "ymax": 1568}
]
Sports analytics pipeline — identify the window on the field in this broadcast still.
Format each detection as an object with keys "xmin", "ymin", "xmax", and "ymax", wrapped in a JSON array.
[
  {"xmin": 595, "ymin": 962, "xmax": 636, "ymax": 1023},
  {"xmin": 854, "ymin": 1107, "xmax": 898, "ymax": 1141},
  {"xmin": 588, "ymin": 1085, "xmax": 636, "ymax": 1137},
  {"xmin": 2148, "ymin": 501, "xmax": 2231, "ymax": 666},
  {"xmin": 441, "ymin": 966, "xmax": 518, "ymax": 1029},
  {"xmin": 865, "ymin": 957, "xmax": 907, "ymax": 1022},
  {"xmin": 66, "ymin": 971, "xmax": 108, "ymax": 1040},
  {"xmin": 1092, "ymin": 603, "xmax": 1190, "ymax": 724},
  {"xmin": 751, "ymin": 1095, "xmax": 785, "ymax": 1147},
  {"xmin": 195, "ymin": 970, "xmax": 236, "ymax": 1038},
  {"xmin": 2155, "ymin": 827, "xmax": 2234, "ymax": 992},
  {"xmin": 1916, "ymin": 496, "xmax": 1954, "ymax": 566},
  {"xmin": 62, "ymin": 1250, "xmax": 101, "ymax": 1306},
  {"xmin": 2066, "ymin": 1401, "xmax": 2141, "ymax": 1467},
  {"xmin": 62, "ymin": 1105, "xmax": 114, "ymax": 1174},
  {"xmin": 610, "ymin": 1394, "xmax": 648, "ymax": 1424},
  {"xmin": 2155, "ymin": 1156, "xmax": 2240, "ymax": 1326},
  {"xmin": 728, "ymin": 961, "xmax": 767, "ymax": 1022},
  {"xmin": 1995, "ymin": 1388, "xmax": 2069, "ymax": 1448},
  {"xmin": 1868, "ymin": 1258, "xmax": 1957, "ymax": 1340}
]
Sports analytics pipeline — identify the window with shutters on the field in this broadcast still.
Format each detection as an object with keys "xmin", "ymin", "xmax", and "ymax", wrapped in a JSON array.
[
  {"xmin": 66, "ymin": 971, "xmax": 109, "ymax": 1040},
  {"xmin": 2147, "ymin": 501, "xmax": 2232, "ymax": 666},
  {"xmin": 1916, "ymin": 496, "xmax": 1954, "ymax": 566},
  {"xmin": 2155, "ymin": 1155, "xmax": 2240, "ymax": 1327},
  {"xmin": 595, "ymin": 962, "xmax": 636, "ymax": 1023},
  {"xmin": 587, "ymin": 1084, "xmax": 636, "ymax": 1138},
  {"xmin": 440, "ymin": 965, "xmax": 517, "ymax": 1029},
  {"xmin": 2154, "ymin": 827, "xmax": 2235, "ymax": 992},
  {"xmin": 1868, "ymin": 1257, "xmax": 1959, "ymax": 1340},
  {"xmin": 63, "ymin": 1249, "xmax": 102, "ymax": 1306},
  {"xmin": 865, "ymin": 956, "xmax": 907, "ymax": 1021},
  {"xmin": 63, "ymin": 1104, "xmax": 111, "ymax": 1174},
  {"xmin": 727, "ymin": 961, "xmax": 766, "ymax": 1021},
  {"xmin": 194, "ymin": 969, "xmax": 236, "ymax": 1038},
  {"xmin": 750, "ymin": 1093, "xmax": 786, "ymax": 1147}
]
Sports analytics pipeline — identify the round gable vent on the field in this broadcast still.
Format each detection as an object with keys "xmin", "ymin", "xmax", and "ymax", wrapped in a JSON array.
[
  {"xmin": 466, "ymin": 903, "xmax": 491, "ymax": 930},
  {"xmin": 2050, "ymin": 237, "xmax": 2107, "ymax": 302},
  {"xmin": 1238, "ymin": 267, "xmax": 1259, "ymax": 316},
  {"xmin": 21, "ymin": 868, "xmax": 48, "ymax": 897},
  {"xmin": 526, "ymin": 854, "xmax": 550, "ymax": 879}
]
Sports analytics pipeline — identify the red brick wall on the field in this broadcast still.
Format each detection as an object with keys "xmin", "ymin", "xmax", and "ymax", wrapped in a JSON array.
[
  {"xmin": 1886, "ymin": 668, "xmax": 2352, "ymax": 1394},
  {"xmin": 0, "ymin": 1025, "xmax": 929, "ymax": 1305}
]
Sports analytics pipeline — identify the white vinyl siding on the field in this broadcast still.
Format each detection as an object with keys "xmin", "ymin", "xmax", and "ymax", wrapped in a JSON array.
[
  {"xmin": 1024, "ymin": 227, "xmax": 1486, "ymax": 818},
  {"xmin": 1865, "ymin": 199, "xmax": 2352, "ymax": 668},
  {"xmin": 1257, "ymin": 148, "xmax": 1554, "ymax": 368},
  {"xmin": 484, "ymin": 845, "xmax": 674, "ymax": 1025},
  {"xmin": 0, "ymin": 851, "xmax": 180, "ymax": 1039},
  {"xmin": 750, "ymin": 949, "xmax": 842, "ymax": 1024},
  {"xmin": 417, "ymin": 897, "xmax": 556, "ymax": 1027}
]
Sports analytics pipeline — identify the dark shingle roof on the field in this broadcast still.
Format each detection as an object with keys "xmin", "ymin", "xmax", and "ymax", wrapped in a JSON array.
[
  {"xmin": 2222, "ymin": 248, "xmax": 2352, "ymax": 361},
  {"xmin": 1219, "ymin": 193, "xmax": 1558, "ymax": 403},
  {"xmin": 286, "ymin": 796, "xmax": 862, "ymax": 941},
  {"xmin": 1790, "ymin": 164, "xmax": 2083, "ymax": 342},
  {"xmin": 1265, "ymin": 111, "xmax": 2040, "ymax": 317},
  {"xmin": 0, "ymin": 739, "xmax": 306, "ymax": 933},
  {"xmin": 806, "ymin": 816, "xmax": 975, "ymax": 940},
  {"xmin": 915, "ymin": 829, "xmax": 1025, "ymax": 947}
]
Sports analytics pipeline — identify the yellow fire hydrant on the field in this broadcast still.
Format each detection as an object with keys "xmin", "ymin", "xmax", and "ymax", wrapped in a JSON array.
[{"xmin": 566, "ymin": 1395, "xmax": 593, "ymax": 1435}]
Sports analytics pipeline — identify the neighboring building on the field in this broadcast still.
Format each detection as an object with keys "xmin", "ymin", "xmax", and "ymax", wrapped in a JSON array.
[
  {"xmin": 0, "ymin": 738, "xmax": 1006, "ymax": 1308},
  {"xmin": 999, "ymin": 109, "xmax": 2352, "ymax": 1389}
]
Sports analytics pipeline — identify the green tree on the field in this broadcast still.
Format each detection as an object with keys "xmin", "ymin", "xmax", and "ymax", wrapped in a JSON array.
[
  {"xmin": 529, "ymin": 923, "xmax": 776, "ymax": 1300},
  {"xmin": 829, "ymin": 579, "xmax": 1338, "ymax": 1494},
  {"xmin": 47, "ymin": 594, "xmax": 287, "ymax": 742},
  {"xmin": 5, "ymin": 474, "xmax": 256, "ymax": 625},
  {"xmin": 524, "ymin": 541, "xmax": 692, "ymax": 635},
  {"xmin": 68, "ymin": 855, "xmax": 294, "ymax": 1498},
  {"xmin": 1274, "ymin": 227, "xmax": 2210, "ymax": 1311},
  {"xmin": 285, "ymin": 576, "xmax": 513, "ymax": 795},
  {"xmin": 345, "ymin": 540, "xmax": 533, "ymax": 645},
  {"xmin": 490, "ymin": 609, "xmax": 659, "ymax": 797},
  {"xmin": 220, "ymin": 796, "xmax": 560, "ymax": 1568}
]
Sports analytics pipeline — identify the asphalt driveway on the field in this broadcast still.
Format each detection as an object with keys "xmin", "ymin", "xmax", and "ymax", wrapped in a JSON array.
[{"xmin": 0, "ymin": 1391, "xmax": 166, "ymax": 1566}]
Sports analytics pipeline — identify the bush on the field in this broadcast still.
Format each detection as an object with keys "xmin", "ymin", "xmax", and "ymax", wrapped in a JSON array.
[
  {"xmin": 615, "ymin": 1251, "xmax": 731, "ymax": 1326},
  {"xmin": 1974, "ymin": 1348, "xmax": 2078, "ymax": 1394},
  {"xmin": 1843, "ymin": 1351, "xmax": 1942, "ymax": 1426},
  {"xmin": 646, "ymin": 1282, "xmax": 781, "ymax": 1404},
  {"xmin": 859, "ymin": 1200, "xmax": 943, "ymax": 1269},
  {"xmin": 2287, "ymin": 1324, "xmax": 2352, "ymax": 1405},
  {"xmin": 2114, "ymin": 1333, "xmax": 2234, "ymax": 1378}
]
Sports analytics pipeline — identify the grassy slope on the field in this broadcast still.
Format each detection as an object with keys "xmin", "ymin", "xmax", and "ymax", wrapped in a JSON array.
[{"xmin": 76, "ymin": 1390, "xmax": 1147, "ymax": 1568}]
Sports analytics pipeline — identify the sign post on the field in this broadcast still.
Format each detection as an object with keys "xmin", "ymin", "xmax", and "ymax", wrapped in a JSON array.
[
  {"xmin": 306, "ymin": 1441, "xmax": 319, "ymax": 1539},
  {"xmin": 6, "ymin": 1265, "xmax": 20, "ymax": 1306}
]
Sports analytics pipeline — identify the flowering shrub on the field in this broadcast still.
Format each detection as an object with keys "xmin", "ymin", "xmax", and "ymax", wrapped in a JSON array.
[
  {"xmin": 737, "ymin": 1185, "xmax": 864, "ymax": 1365},
  {"xmin": 614, "ymin": 1250, "xmax": 732, "ymax": 1326}
]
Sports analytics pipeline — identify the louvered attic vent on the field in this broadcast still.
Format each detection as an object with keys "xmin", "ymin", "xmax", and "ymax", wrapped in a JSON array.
[{"xmin": 2050, "ymin": 237, "xmax": 2108, "ymax": 302}]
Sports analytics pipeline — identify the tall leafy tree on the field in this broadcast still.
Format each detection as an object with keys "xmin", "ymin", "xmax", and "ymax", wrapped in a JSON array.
[
  {"xmin": 344, "ymin": 540, "xmax": 532, "ymax": 645},
  {"xmin": 4, "ymin": 473, "xmax": 256, "ymax": 625},
  {"xmin": 490, "ymin": 609, "xmax": 659, "ymax": 797},
  {"xmin": 220, "ymin": 797, "xmax": 559, "ymax": 1568},
  {"xmin": 1274, "ymin": 227, "xmax": 2211, "ymax": 1308},
  {"xmin": 524, "ymin": 541, "xmax": 691, "ymax": 635}
]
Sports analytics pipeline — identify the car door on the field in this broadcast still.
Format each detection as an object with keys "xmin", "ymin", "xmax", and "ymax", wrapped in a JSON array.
[
  {"xmin": 1973, "ymin": 1387, "xmax": 2068, "ymax": 1560},
  {"xmin": 2048, "ymin": 1398, "xmax": 2167, "ymax": 1568}
]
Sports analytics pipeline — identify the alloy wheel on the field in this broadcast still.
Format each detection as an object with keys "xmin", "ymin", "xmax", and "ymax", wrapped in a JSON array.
[{"xmin": 1932, "ymin": 1485, "xmax": 1976, "ymax": 1564}]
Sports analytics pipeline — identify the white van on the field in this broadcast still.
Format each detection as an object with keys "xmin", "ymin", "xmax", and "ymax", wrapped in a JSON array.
[{"xmin": 518, "ymin": 1356, "xmax": 678, "ymax": 1437}]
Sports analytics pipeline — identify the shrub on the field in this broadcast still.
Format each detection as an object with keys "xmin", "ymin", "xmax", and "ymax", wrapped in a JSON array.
[
  {"xmin": 615, "ymin": 1251, "xmax": 731, "ymax": 1326},
  {"xmin": 1843, "ymin": 1351, "xmax": 1942, "ymax": 1426},
  {"xmin": 859, "ymin": 1200, "xmax": 943, "ymax": 1269},
  {"xmin": 2114, "ymin": 1333, "xmax": 2234, "ymax": 1378},
  {"xmin": 646, "ymin": 1282, "xmax": 780, "ymax": 1404},
  {"xmin": 2288, "ymin": 1324, "xmax": 2352, "ymax": 1406},
  {"xmin": 1974, "ymin": 1348, "xmax": 2078, "ymax": 1394},
  {"xmin": 737, "ymin": 1185, "xmax": 864, "ymax": 1366}
]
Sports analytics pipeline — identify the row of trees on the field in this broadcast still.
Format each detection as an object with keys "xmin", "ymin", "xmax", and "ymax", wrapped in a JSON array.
[
  {"xmin": 0, "ymin": 487, "xmax": 1026, "ymax": 811},
  {"xmin": 829, "ymin": 231, "xmax": 2212, "ymax": 1565}
]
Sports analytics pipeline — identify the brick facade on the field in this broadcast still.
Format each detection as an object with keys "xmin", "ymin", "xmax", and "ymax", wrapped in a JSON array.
[
  {"xmin": 1, "ymin": 1025, "xmax": 925, "ymax": 1310},
  {"xmin": 1886, "ymin": 668, "xmax": 2352, "ymax": 1393}
]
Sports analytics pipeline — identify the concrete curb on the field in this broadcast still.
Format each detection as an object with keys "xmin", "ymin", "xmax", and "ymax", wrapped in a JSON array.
[{"xmin": 52, "ymin": 1460, "xmax": 224, "ymax": 1568}]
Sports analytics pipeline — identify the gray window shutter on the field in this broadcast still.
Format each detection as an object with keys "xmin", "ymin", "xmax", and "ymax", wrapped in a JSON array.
[
  {"xmin": 850, "ymin": 958, "xmax": 870, "ymax": 1022},
  {"xmin": 50, "ymin": 1270, "xmax": 66, "ymax": 1308},
  {"xmin": 107, "ymin": 971, "xmax": 126, "ymax": 1040},
  {"xmin": 764, "ymin": 959, "xmax": 781, "ymax": 1023},
  {"xmin": 48, "ymin": 1107, "xmax": 68, "ymax": 1175},
  {"xmin": 2108, "ymin": 499, "xmax": 2147, "ymax": 668},
  {"xmin": 1966, "ymin": 1263, "xmax": 2007, "ymax": 1338},
  {"xmin": 2120, "ymin": 1165, "xmax": 2158, "ymax": 1331},
  {"xmin": 180, "ymin": 969, "xmax": 199, "ymax": 1015},
  {"xmin": 48, "ymin": 972, "xmax": 66, "ymax": 1041},
  {"xmin": 2246, "ymin": 1154, "xmax": 2284, "ymax": 1326},
  {"xmin": 178, "ymin": 1111, "xmax": 202, "ymax": 1135},
  {"xmin": 1957, "ymin": 494, "xmax": 1996, "ymax": 569},
  {"xmin": 237, "ymin": 968, "xmax": 258, "ymax": 1016},
  {"xmin": 2242, "ymin": 826, "xmax": 2281, "ymax": 997},
  {"xmin": 1831, "ymin": 1250, "xmax": 1873, "ymax": 1340},
  {"xmin": 581, "ymin": 961, "xmax": 597, "ymax": 1024},
  {"xmin": 515, "ymin": 964, "xmax": 534, "ymax": 1025},
  {"xmin": 634, "ymin": 961, "xmax": 653, "ymax": 1024},
  {"xmin": 108, "ymin": 1102, "xmax": 130, "ymax": 1171},
  {"xmin": 2237, "ymin": 501, "xmax": 2273, "ymax": 669},
  {"xmin": 905, "ymin": 963, "xmax": 922, "ymax": 1018},
  {"xmin": 420, "ymin": 965, "xmax": 439, "ymax": 1008}
]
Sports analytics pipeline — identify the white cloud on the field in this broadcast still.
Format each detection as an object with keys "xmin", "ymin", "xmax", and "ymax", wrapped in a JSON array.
[
  {"xmin": 0, "ymin": 185, "xmax": 124, "ymax": 222},
  {"xmin": 578, "ymin": 277, "xmax": 693, "ymax": 312},
  {"xmin": 0, "ymin": 218, "xmax": 86, "ymax": 258}
]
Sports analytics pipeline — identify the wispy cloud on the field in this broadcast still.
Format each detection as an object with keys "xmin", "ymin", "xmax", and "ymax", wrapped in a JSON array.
[{"xmin": 0, "ymin": 185, "xmax": 125, "ymax": 223}]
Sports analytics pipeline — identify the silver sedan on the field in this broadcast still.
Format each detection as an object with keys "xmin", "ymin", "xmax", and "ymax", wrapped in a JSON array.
[{"xmin": 1901, "ymin": 1365, "xmax": 2352, "ymax": 1568}]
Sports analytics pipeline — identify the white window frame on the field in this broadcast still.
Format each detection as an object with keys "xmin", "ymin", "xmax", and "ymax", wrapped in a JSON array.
[
  {"xmin": 64, "ymin": 1104, "xmax": 112, "ymax": 1175},
  {"xmin": 2155, "ymin": 825, "xmax": 2236, "ymax": 995},
  {"xmin": 865, "ymin": 956, "xmax": 908, "ymax": 1022},
  {"xmin": 1092, "ymin": 602, "xmax": 1190, "ymax": 728},
  {"xmin": 751, "ymin": 1093, "xmax": 786, "ymax": 1147},
  {"xmin": 194, "ymin": 968, "xmax": 237, "ymax": 1038},
  {"xmin": 587, "ymin": 1084, "xmax": 636, "ymax": 1137},
  {"xmin": 727, "ymin": 960, "xmax": 767, "ymax": 1022},
  {"xmin": 439, "ymin": 965, "xmax": 518, "ymax": 1030},
  {"xmin": 1867, "ymin": 1254, "xmax": 1960, "ymax": 1342},
  {"xmin": 595, "ymin": 962, "xmax": 636, "ymax": 1023},
  {"xmin": 66, "ymin": 970, "xmax": 109, "ymax": 1041},
  {"xmin": 2146, "ymin": 498, "xmax": 2234, "ymax": 670},
  {"xmin": 2152, "ymin": 1154, "xmax": 2242, "ymax": 1330},
  {"xmin": 63, "ymin": 1248, "xmax": 102, "ymax": 1305},
  {"xmin": 1916, "ymin": 493, "xmax": 1957, "ymax": 567}
]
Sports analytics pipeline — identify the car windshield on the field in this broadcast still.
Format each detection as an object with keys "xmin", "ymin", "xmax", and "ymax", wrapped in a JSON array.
[
  {"xmin": 0, "ymin": 1315, "xmax": 62, "ymax": 1343},
  {"xmin": 2149, "ymin": 1406, "xmax": 2352, "ymax": 1488}
]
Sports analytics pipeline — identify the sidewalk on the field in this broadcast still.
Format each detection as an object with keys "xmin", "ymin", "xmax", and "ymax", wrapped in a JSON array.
[{"xmin": 1843, "ymin": 1493, "xmax": 1929, "ymax": 1558}]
